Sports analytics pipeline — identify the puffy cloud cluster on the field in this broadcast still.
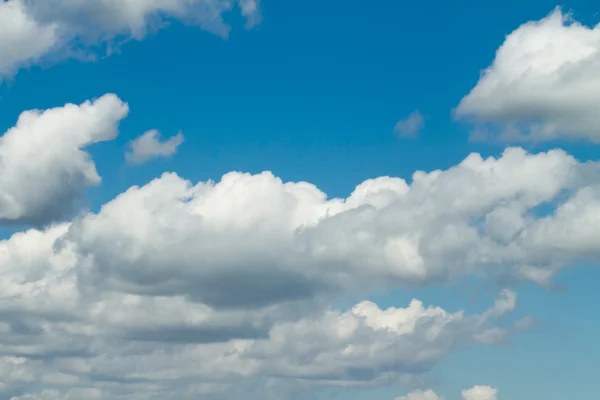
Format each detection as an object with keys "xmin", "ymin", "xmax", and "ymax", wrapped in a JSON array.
[
  {"xmin": 456, "ymin": 8, "xmax": 600, "ymax": 142},
  {"xmin": 64, "ymin": 141, "xmax": 600, "ymax": 297},
  {"xmin": 0, "ymin": 0, "xmax": 261, "ymax": 80},
  {"xmin": 396, "ymin": 385, "xmax": 498, "ymax": 400},
  {"xmin": 4, "ymin": 2, "xmax": 599, "ymax": 398},
  {"xmin": 0, "ymin": 221, "xmax": 519, "ymax": 399},
  {"xmin": 2, "ymin": 91, "xmax": 600, "ymax": 397}
]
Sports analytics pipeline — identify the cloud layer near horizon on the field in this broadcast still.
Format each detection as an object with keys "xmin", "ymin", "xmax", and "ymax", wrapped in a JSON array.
[{"xmin": 4, "ymin": 95, "xmax": 600, "ymax": 286}]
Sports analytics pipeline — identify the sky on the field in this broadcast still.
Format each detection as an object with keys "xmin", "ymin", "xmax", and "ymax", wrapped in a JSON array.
[{"xmin": 0, "ymin": 0, "xmax": 599, "ymax": 399}]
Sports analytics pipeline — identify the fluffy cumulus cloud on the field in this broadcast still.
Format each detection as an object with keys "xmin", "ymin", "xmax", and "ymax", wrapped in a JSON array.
[
  {"xmin": 0, "ymin": 221, "xmax": 518, "ymax": 398},
  {"xmin": 63, "ymin": 145, "xmax": 600, "ymax": 299},
  {"xmin": 0, "ymin": 0, "xmax": 261, "ymax": 80},
  {"xmin": 0, "ymin": 94, "xmax": 128, "ymax": 225},
  {"xmin": 0, "ymin": 0, "xmax": 58, "ymax": 78},
  {"xmin": 5, "ymin": 2, "xmax": 598, "ymax": 399},
  {"xmin": 125, "ymin": 129, "xmax": 184, "ymax": 165},
  {"xmin": 456, "ymin": 8, "xmax": 600, "ymax": 142},
  {"xmin": 2, "ymin": 130, "xmax": 600, "ymax": 397},
  {"xmin": 3, "ymin": 96, "xmax": 600, "ymax": 397}
]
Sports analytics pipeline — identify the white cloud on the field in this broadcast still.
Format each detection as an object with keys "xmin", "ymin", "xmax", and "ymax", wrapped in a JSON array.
[
  {"xmin": 396, "ymin": 385, "xmax": 498, "ymax": 400},
  {"xmin": 0, "ymin": 220, "xmax": 519, "ymax": 397},
  {"xmin": 0, "ymin": 0, "xmax": 59, "ymax": 78},
  {"xmin": 3, "ymin": 2, "xmax": 596, "ymax": 399},
  {"xmin": 2, "ymin": 95, "xmax": 600, "ymax": 397},
  {"xmin": 248, "ymin": 290, "xmax": 517, "ymax": 384},
  {"xmin": 456, "ymin": 8, "xmax": 600, "ymax": 142},
  {"xmin": 394, "ymin": 110, "xmax": 424, "ymax": 138},
  {"xmin": 462, "ymin": 385, "xmax": 498, "ymax": 400},
  {"xmin": 60, "ymin": 146, "xmax": 600, "ymax": 305},
  {"xmin": 0, "ymin": 0, "xmax": 261, "ymax": 81},
  {"xmin": 125, "ymin": 129, "xmax": 184, "ymax": 165},
  {"xmin": 0, "ymin": 93, "xmax": 128, "ymax": 225},
  {"xmin": 396, "ymin": 389, "xmax": 442, "ymax": 400}
]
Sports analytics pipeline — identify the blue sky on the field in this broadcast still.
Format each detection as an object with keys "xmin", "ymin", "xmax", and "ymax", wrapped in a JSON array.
[{"xmin": 1, "ymin": 1, "xmax": 599, "ymax": 399}]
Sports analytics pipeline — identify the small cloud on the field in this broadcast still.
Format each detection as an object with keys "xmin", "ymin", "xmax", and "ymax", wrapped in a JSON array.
[
  {"xmin": 394, "ymin": 110, "xmax": 424, "ymax": 138},
  {"xmin": 462, "ymin": 385, "xmax": 498, "ymax": 400},
  {"xmin": 125, "ymin": 129, "xmax": 184, "ymax": 165},
  {"xmin": 395, "ymin": 389, "xmax": 442, "ymax": 400},
  {"xmin": 239, "ymin": 0, "xmax": 262, "ymax": 28}
]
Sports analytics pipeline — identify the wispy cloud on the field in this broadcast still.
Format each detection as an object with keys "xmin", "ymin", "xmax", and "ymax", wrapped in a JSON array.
[
  {"xmin": 394, "ymin": 110, "xmax": 424, "ymax": 138},
  {"xmin": 125, "ymin": 129, "xmax": 184, "ymax": 165}
]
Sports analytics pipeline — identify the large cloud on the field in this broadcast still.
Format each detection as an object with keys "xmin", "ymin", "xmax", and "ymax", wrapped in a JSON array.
[
  {"xmin": 456, "ymin": 8, "xmax": 600, "ymax": 142},
  {"xmin": 3, "ymin": 120, "xmax": 600, "ymax": 397},
  {"xmin": 1, "ymin": 145, "xmax": 598, "ymax": 397},
  {"xmin": 0, "ymin": 222, "xmax": 519, "ymax": 398},
  {"xmin": 0, "ymin": 0, "xmax": 261, "ymax": 80},
  {"xmin": 63, "ymin": 146, "xmax": 600, "ymax": 307},
  {"xmin": 0, "ymin": 94, "xmax": 128, "ymax": 225}
]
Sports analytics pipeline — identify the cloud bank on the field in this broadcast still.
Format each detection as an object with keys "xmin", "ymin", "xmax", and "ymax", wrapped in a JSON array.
[
  {"xmin": 2, "ymin": 95, "xmax": 600, "ymax": 398},
  {"xmin": 0, "ymin": 218, "xmax": 518, "ymax": 399}
]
